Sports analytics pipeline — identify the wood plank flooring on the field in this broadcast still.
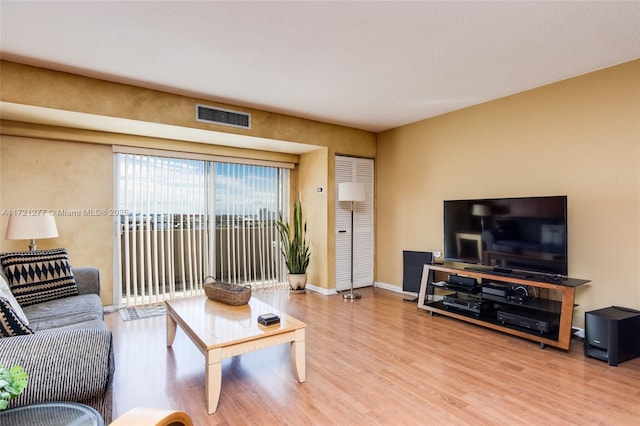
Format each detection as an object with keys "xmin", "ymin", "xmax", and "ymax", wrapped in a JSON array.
[{"xmin": 105, "ymin": 287, "xmax": 640, "ymax": 425}]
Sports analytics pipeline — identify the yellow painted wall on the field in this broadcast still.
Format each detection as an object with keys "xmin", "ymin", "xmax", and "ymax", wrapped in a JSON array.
[
  {"xmin": 5, "ymin": 58, "xmax": 636, "ymax": 323},
  {"xmin": 0, "ymin": 136, "xmax": 114, "ymax": 303},
  {"xmin": 0, "ymin": 60, "xmax": 376, "ymax": 156},
  {"xmin": 298, "ymin": 148, "xmax": 330, "ymax": 289},
  {"xmin": 0, "ymin": 61, "xmax": 376, "ymax": 302},
  {"xmin": 376, "ymin": 60, "xmax": 640, "ymax": 327}
]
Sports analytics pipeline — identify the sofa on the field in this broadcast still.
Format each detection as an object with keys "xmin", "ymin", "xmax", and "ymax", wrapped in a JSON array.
[{"xmin": 0, "ymin": 257, "xmax": 114, "ymax": 424}]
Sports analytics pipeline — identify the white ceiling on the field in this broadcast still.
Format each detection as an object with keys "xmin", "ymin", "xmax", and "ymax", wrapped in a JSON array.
[{"xmin": 1, "ymin": 1, "xmax": 639, "ymax": 133}]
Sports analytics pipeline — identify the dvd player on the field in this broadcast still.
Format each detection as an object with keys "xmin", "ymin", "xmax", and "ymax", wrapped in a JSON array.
[
  {"xmin": 482, "ymin": 284, "xmax": 513, "ymax": 298},
  {"xmin": 447, "ymin": 274, "xmax": 479, "ymax": 292},
  {"xmin": 497, "ymin": 309, "xmax": 559, "ymax": 334},
  {"xmin": 443, "ymin": 295, "xmax": 490, "ymax": 316}
]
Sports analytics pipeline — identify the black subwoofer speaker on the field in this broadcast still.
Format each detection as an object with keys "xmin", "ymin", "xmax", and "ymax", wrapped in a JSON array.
[
  {"xmin": 402, "ymin": 251, "xmax": 433, "ymax": 302},
  {"xmin": 584, "ymin": 306, "xmax": 640, "ymax": 366}
]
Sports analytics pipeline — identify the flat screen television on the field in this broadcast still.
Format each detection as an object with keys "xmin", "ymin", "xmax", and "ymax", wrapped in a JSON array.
[{"xmin": 443, "ymin": 196, "xmax": 568, "ymax": 277}]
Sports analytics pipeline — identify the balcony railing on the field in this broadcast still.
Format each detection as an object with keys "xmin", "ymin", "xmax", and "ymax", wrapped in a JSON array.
[{"xmin": 119, "ymin": 225, "xmax": 284, "ymax": 299}]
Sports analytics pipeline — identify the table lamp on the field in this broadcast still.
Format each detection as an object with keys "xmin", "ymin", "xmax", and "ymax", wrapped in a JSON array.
[{"xmin": 5, "ymin": 213, "xmax": 59, "ymax": 251}]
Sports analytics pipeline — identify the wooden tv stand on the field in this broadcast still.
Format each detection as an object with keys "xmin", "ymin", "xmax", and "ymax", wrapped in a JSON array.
[{"xmin": 417, "ymin": 264, "xmax": 589, "ymax": 350}]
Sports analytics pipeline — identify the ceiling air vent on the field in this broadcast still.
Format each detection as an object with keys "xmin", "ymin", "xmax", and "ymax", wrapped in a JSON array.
[{"xmin": 196, "ymin": 104, "xmax": 251, "ymax": 129}]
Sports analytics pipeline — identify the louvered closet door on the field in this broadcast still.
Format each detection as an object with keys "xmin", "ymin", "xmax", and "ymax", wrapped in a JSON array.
[{"xmin": 335, "ymin": 156, "xmax": 374, "ymax": 291}]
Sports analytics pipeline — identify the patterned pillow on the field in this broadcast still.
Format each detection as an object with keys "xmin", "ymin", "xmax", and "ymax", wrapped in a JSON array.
[
  {"xmin": 0, "ymin": 249, "xmax": 79, "ymax": 307},
  {"xmin": 0, "ymin": 297, "xmax": 34, "ymax": 337},
  {"xmin": 0, "ymin": 273, "xmax": 29, "ymax": 325}
]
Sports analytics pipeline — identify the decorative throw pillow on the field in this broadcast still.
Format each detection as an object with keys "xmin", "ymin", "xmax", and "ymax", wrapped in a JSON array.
[
  {"xmin": 0, "ymin": 273, "xmax": 29, "ymax": 325},
  {"xmin": 0, "ymin": 248, "xmax": 79, "ymax": 307},
  {"xmin": 0, "ymin": 297, "xmax": 34, "ymax": 337}
]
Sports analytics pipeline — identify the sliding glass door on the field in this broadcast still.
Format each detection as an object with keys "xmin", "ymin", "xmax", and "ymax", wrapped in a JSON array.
[{"xmin": 114, "ymin": 152, "xmax": 289, "ymax": 307}]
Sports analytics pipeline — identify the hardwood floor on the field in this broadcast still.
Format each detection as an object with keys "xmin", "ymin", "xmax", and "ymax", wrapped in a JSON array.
[{"xmin": 105, "ymin": 287, "xmax": 640, "ymax": 425}]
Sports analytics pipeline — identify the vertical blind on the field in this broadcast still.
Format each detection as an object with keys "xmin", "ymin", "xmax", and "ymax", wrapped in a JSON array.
[
  {"xmin": 114, "ymin": 152, "xmax": 290, "ymax": 307},
  {"xmin": 213, "ymin": 162, "xmax": 289, "ymax": 286}
]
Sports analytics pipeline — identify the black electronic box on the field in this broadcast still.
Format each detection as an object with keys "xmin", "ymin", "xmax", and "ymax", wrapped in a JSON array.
[
  {"xmin": 497, "ymin": 309, "xmax": 559, "ymax": 334},
  {"xmin": 258, "ymin": 313, "xmax": 281, "ymax": 326}
]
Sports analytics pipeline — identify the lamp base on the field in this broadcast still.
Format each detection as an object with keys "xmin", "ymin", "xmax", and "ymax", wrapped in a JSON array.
[{"xmin": 343, "ymin": 291, "xmax": 361, "ymax": 300}]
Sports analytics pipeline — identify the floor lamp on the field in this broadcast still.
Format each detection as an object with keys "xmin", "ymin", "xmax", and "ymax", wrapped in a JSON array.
[
  {"xmin": 471, "ymin": 204, "xmax": 490, "ymax": 233},
  {"xmin": 338, "ymin": 181, "xmax": 366, "ymax": 300}
]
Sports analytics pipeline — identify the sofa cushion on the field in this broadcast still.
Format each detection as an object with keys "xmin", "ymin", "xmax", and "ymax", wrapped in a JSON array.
[
  {"xmin": 0, "ymin": 249, "xmax": 78, "ymax": 307},
  {"xmin": 22, "ymin": 294, "xmax": 104, "ymax": 332},
  {"xmin": 0, "ymin": 272, "xmax": 29, "ymax": 325},
  {"xmin": 0, "ymin": 328, "xmax": 114, "ymax": 423},
  {"xmin": 0, "ymin": 297, "xmax": 34, "ymax": 337}
]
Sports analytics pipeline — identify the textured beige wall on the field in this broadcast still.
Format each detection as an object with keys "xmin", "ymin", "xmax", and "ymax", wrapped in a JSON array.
[
  {"xmin": 298, "ymin": 148, "xmax": 330, "ymax": 289},
  {"xmin": 1, "ymin": 119, "xmax": 301, "ymax": 165},
  {"xmin": 376, "ymin": 59, "xmax": 640, "ymax": 327},
  {"xmin": 0, "ymin": 60, "xmax": 376, "ymax": 299},
  {"xmin": 0, "ymin": 60, "xmax": 376, "ymax": 156},
  {"xmin": 0, "ymin": 136, "xmax": 114, "ymax": 304}
]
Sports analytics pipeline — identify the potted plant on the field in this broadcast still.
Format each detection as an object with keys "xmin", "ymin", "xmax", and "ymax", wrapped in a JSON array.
[
  {"xmin": 0, "ymin": 364, "xmax": 28, "ymax": 410},
  {"xmin": 276, "ymin": 199, "xmax": 311, "ymax": 292}
]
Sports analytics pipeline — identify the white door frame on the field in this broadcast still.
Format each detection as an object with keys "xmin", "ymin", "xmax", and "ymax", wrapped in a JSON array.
[{"xmin": 335, "ymin": 155, "xmax": 374, "ymax": 291}]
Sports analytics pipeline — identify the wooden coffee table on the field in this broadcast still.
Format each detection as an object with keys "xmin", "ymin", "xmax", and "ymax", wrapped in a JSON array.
[{"xmin": 165, "ymin": 295, "xmax": 306, "ymax": 414}]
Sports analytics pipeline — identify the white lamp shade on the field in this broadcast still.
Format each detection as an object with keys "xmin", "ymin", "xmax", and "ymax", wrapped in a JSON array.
[
  {"xmin": 471, "ymin": 204, "xmax": 490, "ymax": 217},
  {"xmin": 5, "ymin": 214, "xmax": 59, "ymax": 240},
  {"xmin": 338, "ymin": 182, "xmax": 366, "ymax": 202}
]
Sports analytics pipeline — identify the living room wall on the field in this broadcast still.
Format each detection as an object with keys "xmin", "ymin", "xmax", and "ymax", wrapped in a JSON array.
[
  {"xmin": 0, "ymin": 61, "xmax": 376, "ymax": 303},
  {"xmin": 298, "ymin": 148, "xmax": 330, "ymax": 292},
  {"xmin": 376, "ymin": 59, "xmax": 640, "ymax": 327},
  {"xmin": 0, "ymin": 136, "xmax": 113, "ymax": 303}
]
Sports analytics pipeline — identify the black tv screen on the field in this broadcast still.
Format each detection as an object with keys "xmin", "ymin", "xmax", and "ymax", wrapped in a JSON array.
[{"xmin": 443, "ymin": 196, "xmax": 568, "ymax": 277}]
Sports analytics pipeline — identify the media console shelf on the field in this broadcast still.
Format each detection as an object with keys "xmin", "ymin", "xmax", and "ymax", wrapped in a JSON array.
[{"xmin": 417, "ymin": 264, "xmax": 589, "ymax": 350}]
